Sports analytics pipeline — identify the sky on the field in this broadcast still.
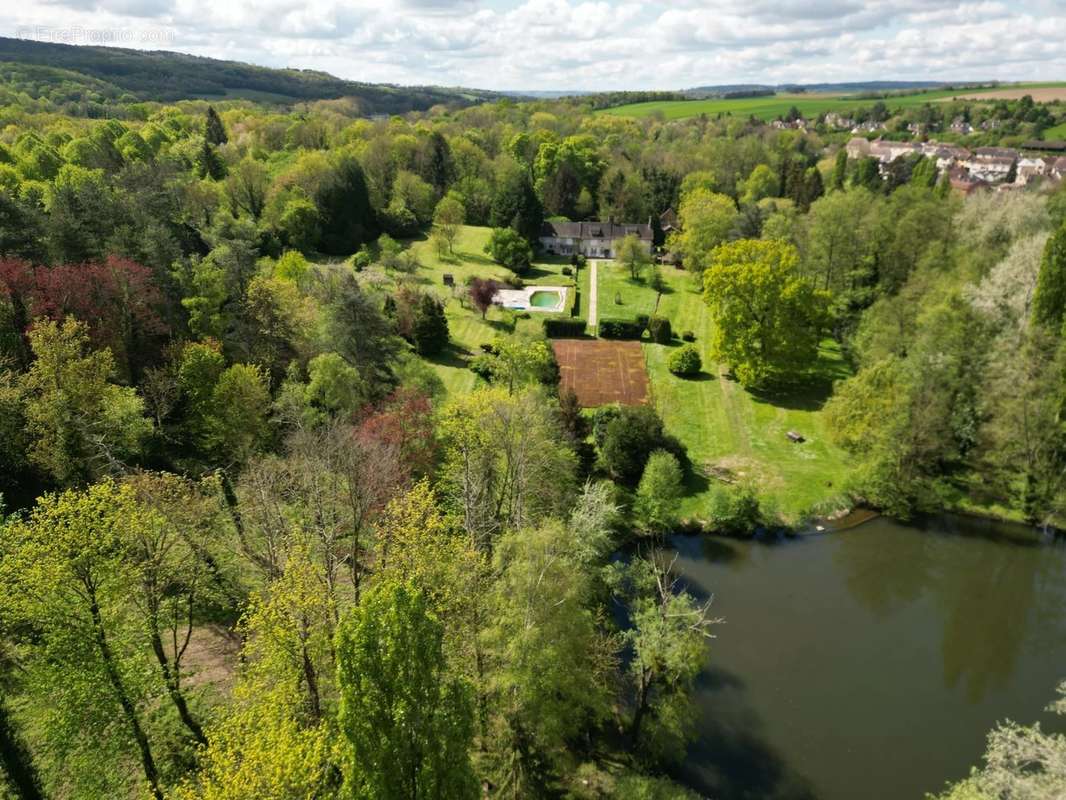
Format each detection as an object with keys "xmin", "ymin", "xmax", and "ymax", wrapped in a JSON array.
[{"xmin": 7, "ymin": 0, "xmax": 1066, "ymax": 91}]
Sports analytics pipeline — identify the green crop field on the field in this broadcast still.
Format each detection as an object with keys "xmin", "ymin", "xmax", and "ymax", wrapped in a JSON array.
[{"xmin": 598, "ymin": 83, "xmax": 1066, "ymax": 121}]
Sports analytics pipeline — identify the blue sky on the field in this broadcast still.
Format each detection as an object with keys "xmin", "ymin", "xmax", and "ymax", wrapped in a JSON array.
[{"xmin": 9, "ymin": 0, "xmax": 1066, "ymax": 90}]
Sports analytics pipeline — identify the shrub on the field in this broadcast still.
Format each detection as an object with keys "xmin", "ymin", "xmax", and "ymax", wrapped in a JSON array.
[
  {"xmin": 647, "ymin": 316, "xmax": 672, "ymax": 344},
  {"xmin": 543, "ymin": 318, "xmax": 587, "ymax": 337},
  {"xmin": 708, "ymin": 484, "xmax": 767, "ymax": 536},
  {"xmin": 598, "ymin": 317, "xmax": 645, "ymax": 339},
  {"xmin": 681, "ymin": 330, "xmax": 696, "ymax": 342},
  {"xmin": 667, "ymin": 344, "xmax": 702, "ymax": 376},
  {"xmin": 469, "ymin": 354, "xmax": 494, "ymax": 380},
  {"xmin": 561, "ymin": 266, "xmax": 573, "ymax": 276}
]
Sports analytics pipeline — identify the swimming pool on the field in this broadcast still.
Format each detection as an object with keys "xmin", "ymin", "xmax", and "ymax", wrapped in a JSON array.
[
  {"xmin": 492, "ymin": 286, "xmax": 568, "ymax": 313},
  {"xmin": 529, "ymin": 290, "xmax": 561, "ymax": 308}
]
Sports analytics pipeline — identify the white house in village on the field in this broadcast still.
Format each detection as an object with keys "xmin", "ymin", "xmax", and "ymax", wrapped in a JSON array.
[{"xmin": 539, "ymin": 220, "xmax": 653, "ymax": 259}]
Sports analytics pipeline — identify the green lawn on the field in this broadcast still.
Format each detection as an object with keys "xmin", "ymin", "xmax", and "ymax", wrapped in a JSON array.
[
  {"xmin": 1044, "ymin": 121, "xmax": 1066, "ymax": 140},
  {"xmin": 596, "ymin": 260, "xmax": 853, "ymax": 522},
  {"xmin": 598, "ymin": 83, "xmax": 1066, "ymax": 121},
  {"xmin": 367, "ymin": 226, "xmax": 579, "ymax": 395},
  {"xmin": 353, "ymin": 228, "xmax": 853, "ymax": 520}
]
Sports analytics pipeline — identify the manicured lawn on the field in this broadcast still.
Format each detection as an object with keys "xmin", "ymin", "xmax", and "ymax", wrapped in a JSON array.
[
  {"xmin": 369, "ymin": 226, "xmax": 579, "ymax": 395},
  {"xmin": 596, "ymin": 260, "xmax": 853, "ymax": 521}
]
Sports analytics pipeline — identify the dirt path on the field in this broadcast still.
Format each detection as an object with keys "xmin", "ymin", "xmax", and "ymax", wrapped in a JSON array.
[{"xmin": 588, "ymin": 260, "xmax": 598, "ymax": 333}]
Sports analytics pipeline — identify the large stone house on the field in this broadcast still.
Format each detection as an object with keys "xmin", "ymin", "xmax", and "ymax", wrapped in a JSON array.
[{"xmin": 539, "ymin": 220, "xmax": 653, "ymax": 259}]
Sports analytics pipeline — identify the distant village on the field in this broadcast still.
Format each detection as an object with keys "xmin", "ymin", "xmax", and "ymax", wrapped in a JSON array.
[
  {"xmin": 844, "ymin": 136, "xmax": 1066, "ymax": 194},
  {"xmin": 767, "ymin": 108, "xmax": 1066, "ymax": 195}
]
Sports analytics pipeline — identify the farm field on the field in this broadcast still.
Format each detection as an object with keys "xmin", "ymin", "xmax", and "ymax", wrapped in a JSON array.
[
  {"xmin": 598, "ymin": 82, "xmax": 1066, "ymax": 121},
  {"xmin": 942, "ymin": 86, "xmax": 1066, "ymax": 102}
]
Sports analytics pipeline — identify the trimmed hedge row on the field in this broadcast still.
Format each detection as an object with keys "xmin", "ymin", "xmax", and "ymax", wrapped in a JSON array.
[
  {"xmin": 543, "ymin": 318, "xmax": 588, "ymax": 337},
  {"xmin": 598, "ymin": 317, "xmax": 646, "ymax": 339}
]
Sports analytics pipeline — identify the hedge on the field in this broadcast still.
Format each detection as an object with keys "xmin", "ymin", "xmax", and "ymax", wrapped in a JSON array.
[
  {"xmin": 598, "ymin": 317, "xmax": 646, "ymax": 339},
  {"xmin": 543, "ymin": 318, "xmax": 587, "ymax": 337},
  {"xmin": 668, "ymin": 344, "xmax": 702, "ymax": 376}
]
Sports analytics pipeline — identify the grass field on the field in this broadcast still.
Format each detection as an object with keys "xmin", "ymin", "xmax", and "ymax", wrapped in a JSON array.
[
  {"xmin": 596, "ymin": 260, "xmax": 853, "ymax": 521},
  {"xmin": 598, "ymin": 83, "xmax": 1066, "ymax": 121},
  {"xmin": 386, "ymin": 225, "xmax": 579, "ymax": 395},
  {"xmin": 1044, "ymin": 121, "xmax": 1066, "ymax": 140}
]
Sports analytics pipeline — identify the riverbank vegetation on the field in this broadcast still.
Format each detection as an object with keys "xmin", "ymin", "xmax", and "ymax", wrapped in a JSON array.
[{"xmin": 0, "ymin": 62, "xmax": 1065, "ymax": 799}]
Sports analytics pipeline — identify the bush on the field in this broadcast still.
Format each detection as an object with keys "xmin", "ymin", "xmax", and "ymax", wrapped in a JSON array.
[
  {"xmin": 469, "ymin": 354, "xmax": 495, "ymax": 380},
  {"xmin": 598, "ymin": 317, "xmax": 645, "ymax": 339},
  {"xmin": 667, "ymin": 344, "xmax": 702, "ymax": 376},
  {"xmin": 647, "ymin": 316, "xmax": 672, "ymax": 344},
  {"xmin": 561, "ymin": 266, "xmax": 573, "ymax": 276},
  {"xmin": 708, "ymin": 484, "xmax": 767, "ymax": 536},
  {"xmin": 681, "ymin": 330, "xmax": 696, "ymax": 342},
  {"xmin": 543, "ymin": 318, "xmax": 587, "ymax": 337},
  {"xmin": 635, "ymin": 314, "xmax": 650, "ymax": 329}
]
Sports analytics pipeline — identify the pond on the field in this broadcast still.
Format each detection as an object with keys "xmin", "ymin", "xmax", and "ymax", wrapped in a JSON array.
[{"xmin": 665, "ymin": 515, "xmax": 1066, "ymax": 800}]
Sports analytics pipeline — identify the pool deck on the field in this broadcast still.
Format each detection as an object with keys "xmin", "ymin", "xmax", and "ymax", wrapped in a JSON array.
[{"xmin": 493, "ymin": 285, "xmax": 568, "ymax": 313}]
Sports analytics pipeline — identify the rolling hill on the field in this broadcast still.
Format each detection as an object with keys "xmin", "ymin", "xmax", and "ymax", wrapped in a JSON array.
[{"xmin": 0, "ymin": 36, "xmax": 501, "ymax": 114}]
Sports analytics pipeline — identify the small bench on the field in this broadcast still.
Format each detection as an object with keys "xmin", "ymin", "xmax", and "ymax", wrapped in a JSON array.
[{"xmin": 786, "ymin": 431, "xmax": 805, "ymax": 443}]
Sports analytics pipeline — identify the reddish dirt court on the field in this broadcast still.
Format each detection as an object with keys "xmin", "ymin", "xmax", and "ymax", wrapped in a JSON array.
[{"xmin": 552, "ymin": 338, "xmax": 649, "ymax": 407}]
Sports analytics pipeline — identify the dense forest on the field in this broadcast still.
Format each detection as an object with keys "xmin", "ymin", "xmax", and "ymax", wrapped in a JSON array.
[
  {"xmin": 0, "ymin": 37, "xmax": 501, "ymax": 116},
  {"xmin": 0, "ymin": 48, "xmax": 1065, "ymax": 800}
]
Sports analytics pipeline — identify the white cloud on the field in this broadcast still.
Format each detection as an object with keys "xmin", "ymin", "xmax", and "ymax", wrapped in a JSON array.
[{"xmin": 6, "ymin": 0, "xmax": 1064, "ymax": 90}]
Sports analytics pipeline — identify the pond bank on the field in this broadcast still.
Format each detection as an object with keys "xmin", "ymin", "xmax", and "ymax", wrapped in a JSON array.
[{"xmin": 664, "ymin": 513, "xmax": 1066, "ymax": 800}]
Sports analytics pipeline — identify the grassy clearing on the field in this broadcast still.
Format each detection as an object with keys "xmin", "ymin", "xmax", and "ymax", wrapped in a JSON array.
[
  {"xmin": 361, "ymin": 225, "xmax": 578, "ymax": 395},
  {"xmin": 596, "ymin": 260, "xmax": 853, "ymax": 521},
  {"xmin": 1043, "ymin": 121, "xmax": 1066, "ymax": 140},
  {"xmin": 598, "ymin": 83, "xmax": 1066, "ymax": 121}
]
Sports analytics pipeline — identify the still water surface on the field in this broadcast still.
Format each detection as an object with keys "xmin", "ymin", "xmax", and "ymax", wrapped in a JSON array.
[{"xmin": 667, "ymin": 515, "xmax": 1066, "ymax": 800}]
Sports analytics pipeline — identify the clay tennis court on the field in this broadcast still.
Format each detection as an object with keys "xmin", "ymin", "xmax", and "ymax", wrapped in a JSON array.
[{"xmin": 552, "ymin": 339, "xmax": 649, "ymax": 407}]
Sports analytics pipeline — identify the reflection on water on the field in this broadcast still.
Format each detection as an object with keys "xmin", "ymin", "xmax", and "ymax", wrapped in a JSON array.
[{"xmin": 666, "ymin": 516, "xmax": 1066, "ymax": 800}]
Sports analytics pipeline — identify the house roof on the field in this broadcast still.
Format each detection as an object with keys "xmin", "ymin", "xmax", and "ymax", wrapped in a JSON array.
[
  {"xmin": 541, "ymin": 220, "xmax": 653, "ymax": 241},
  {"xmin": 973, "ymin": 147, "xmax": 1017, "ymax": 160}
]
